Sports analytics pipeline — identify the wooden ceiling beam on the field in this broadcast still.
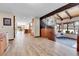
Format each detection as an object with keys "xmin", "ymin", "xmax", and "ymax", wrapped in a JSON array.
[
  {"xmin": 40, "ymin": 3, "xmax": 79, "ymax": 20},
  {"xmin": 65, "ymin": 10, "xmax": 72, "ymax": 19},
  {"xmin": 56, "ymin": 14, "xmax": 63, "ymax": 21},
  {"xmin": 57, "ymin": 21, "xmax": 75, "ymax": 24}
]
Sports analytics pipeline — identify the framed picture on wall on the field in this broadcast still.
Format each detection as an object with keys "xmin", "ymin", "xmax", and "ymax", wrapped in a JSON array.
[{"xmin": 3, "ymin": 18, "xmax": 11, "ymax": 26}]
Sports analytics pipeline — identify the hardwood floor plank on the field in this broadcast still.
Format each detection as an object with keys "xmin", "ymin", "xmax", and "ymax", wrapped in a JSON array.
[{"xmin": 2, "ymin": 31, "xmax": 78, "ymax": 56}]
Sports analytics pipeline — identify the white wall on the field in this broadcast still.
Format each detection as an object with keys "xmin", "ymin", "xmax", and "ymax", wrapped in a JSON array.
[
  {"xmin": 0, "ymin": 12, "xmax": 14, "ymax": 39},
  {"xmin": 32, "ymin": 18, "xmax": 40, "ymax": 37}
]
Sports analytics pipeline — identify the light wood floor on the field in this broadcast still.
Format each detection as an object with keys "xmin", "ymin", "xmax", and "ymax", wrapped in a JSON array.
[{"xmin": 2, "ymin": 31, "xmax": 79, "ymax": 56}]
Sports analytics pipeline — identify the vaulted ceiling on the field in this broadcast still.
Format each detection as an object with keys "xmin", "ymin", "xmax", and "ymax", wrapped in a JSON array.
[
  {"xmin": 53, "ymin": 5, "xmax": 79, "ymax": 24},
  {"xmin": 54, "ymin": 5, "xmax": 79, "ymax": 20}
]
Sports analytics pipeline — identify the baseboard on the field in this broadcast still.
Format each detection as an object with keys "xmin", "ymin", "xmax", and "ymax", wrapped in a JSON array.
[{"xmin": 9, "ymin": 39, "xmax": 14, "ymax": 41}]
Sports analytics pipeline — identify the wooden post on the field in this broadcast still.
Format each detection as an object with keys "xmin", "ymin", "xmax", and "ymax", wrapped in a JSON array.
[
  {"xmin": 59, "ymin": 24, "xmax": 60, "ymax": 31},
  {"xmin": 13, "ymin": 16, "xmax": 15, "ymax": 38},
  {"xmin": 67, "ymin": 23, "xmax": 69, "ymax": 31},
  {"xmin": 77, "ymin": 35, "xmax": 79, "ymax": 51},
  {"xmin": 77, "ymin": 28, "xmax": 79, "ymax": 51},
  {"xmin": 61, "ymin": 22, "xmax": 64, "ymax": 32},
  {"xmin": 73, "ymin": 22, "xmax": 75, "ymax": 34}
]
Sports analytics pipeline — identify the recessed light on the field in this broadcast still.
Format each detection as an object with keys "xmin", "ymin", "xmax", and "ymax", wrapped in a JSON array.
[{"xmin": 24, "ymin": 17, "xmax": 26, "ymax": 19}]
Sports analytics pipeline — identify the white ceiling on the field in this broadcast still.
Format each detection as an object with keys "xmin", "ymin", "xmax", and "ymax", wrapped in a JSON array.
[
  {"xmin": 0, "ymin": 3, "xmax": 67, "ymax": 24},
  {"xmin": 0, "ymin": 3, "xmax": 67, "ymax": 18}
]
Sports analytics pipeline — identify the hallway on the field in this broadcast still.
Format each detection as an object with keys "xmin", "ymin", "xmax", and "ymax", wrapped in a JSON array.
[{"xmin": 2, "ymin": 31, "xmax": 78, "ymax": 56}]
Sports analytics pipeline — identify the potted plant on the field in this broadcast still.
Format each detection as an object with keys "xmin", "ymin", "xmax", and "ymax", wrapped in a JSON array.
[{"xmin": 66, "ymin": 31, "xmax": 70, "ymax": 34}]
